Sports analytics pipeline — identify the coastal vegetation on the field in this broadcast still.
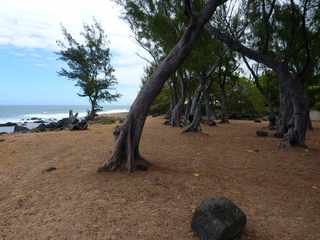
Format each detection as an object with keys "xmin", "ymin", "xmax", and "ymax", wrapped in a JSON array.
[
  {"xmin": 56, "ymin": 20, "xmax": 120, "ymax": 120},
  {"xmin": 98, "ymin": 0, "xmax": 320, "ymax": 172},
  {"xmin": 1, "ymin": 0, "xmax": 320, "ymax": 239}
]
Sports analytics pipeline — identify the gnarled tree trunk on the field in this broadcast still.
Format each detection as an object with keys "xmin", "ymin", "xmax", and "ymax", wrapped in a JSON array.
[
  {"xmin": 87, "ymin": 97, "xmax": 97, "ymax": 121},
  {"xmin": 287, "ymin": 77, "xmax": 308, "ymax": 146},
  {"xmin": 170, "ymin": 73, "xmax": 187, "ymax": 127},
  {"xmin": 98, "ymin": 0, "xmax": 228, "ymax": 172},
  {"xmin": 184, "ymin": 79, "xmax": 205, "ymax": 132},
  {"xmin": 276, "ymin": 64, "xmax": 308, "ymax": 146},
  {"xmin": 276, "ymin": 65, "xmax": 293, "ymax": 136},
  {"xmin": 184, "ymin": 65, "xmax": 217, "ymax": 132},
  {"xmin": 208, "ymin": 26, "xmax": 309, "ymax": 146}
]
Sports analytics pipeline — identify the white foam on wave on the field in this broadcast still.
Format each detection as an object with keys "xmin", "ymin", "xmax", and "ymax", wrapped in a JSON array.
[
  {"xmin": 0, "ymin": 118, "xmax": 21, "ymax": 124},
  {"xmin": 23, "ymin": 109, "xmax": 128, "ymax": 121},
  {"xmin": 97, "ymin": 109, "xmax": 129, "ymax": 115},
  {"xmin": 23, "ymin": 112, "xmax": 86, "ymax": 121},
  {"xmin": 0, "ymin": 108, "xmax": 129, "ymax": 124}
]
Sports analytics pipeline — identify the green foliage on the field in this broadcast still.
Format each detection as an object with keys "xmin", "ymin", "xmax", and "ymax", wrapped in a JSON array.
[
  {"xmin": 93, "ymin": 118, "xmax": 116, "ymax": 125},
  {"xmin": 149, "ymin": 85, "xmax": 171, "ymax": 115},
  {"xmin": 119, "ymin": 0, "xmax": 320, "ymax": 120},
  {"xmin": 218, "ymin": 76, "xmax": 266, "ymax": 118},
  {"xmin": 140, "ymin": 63, "xmax": 170, "ymax": 114},
  {"xmin": 56, "ymin": 20, "xmax": 120, "ymax": 117},
  {"xmin": 244, "ymin": 79, "xmax": 266, "ymax": 114},
  {"xmin": 256, "ymin": 70, "xmax": 279, "ymax": 112}
]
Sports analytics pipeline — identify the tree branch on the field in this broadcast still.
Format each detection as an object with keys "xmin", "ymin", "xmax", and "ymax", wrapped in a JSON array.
[
  {"xmin": 299, "ymin": 0, "xmax": 311, "ymax": 81},
  {"xmin": 206, "ymin": 24, "xmax": 279, "ymax": 70}
]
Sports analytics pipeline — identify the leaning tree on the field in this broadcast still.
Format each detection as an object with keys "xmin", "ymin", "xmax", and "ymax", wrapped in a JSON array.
[
  {"xmin": 125, "ymin": 0, "xmax": 226, "ymax": 128},
  {"xmin": 207, "ymin": 0, "xmax": 320, "ymax": 146},
  {"xmin": 98, "ymin": 0, "xmax": 228, "ymax": 172}
]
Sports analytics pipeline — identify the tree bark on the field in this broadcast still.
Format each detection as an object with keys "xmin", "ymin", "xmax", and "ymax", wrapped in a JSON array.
[
  {"xmin": 287, "ymin": 77, "xmax": 308, "ymax": 146},
  {"xmin": 276, "ymin": 65, "xmax": 293, "ymax": 136},
  {"xmin": 184, "ymin": 80, "xmax": 204, "ymax": 132},
  {"xmin": 184, "ymin": 65, "xmax": 217, "ymax": 132},
  {"xmin": 170, "ymin": 73, "xmax": 187, "ymax": 127},
  {"xmin": 98, "ymin": 0, "xmax": 228, "ymax": 172},
  {"xmin": 208, "ymin": 26, "xmax": 308, "ymax": 145},
  {"xmin": 275, "ymin": 64, "xmax": 308, "ymax": 146},
  {"xmin": 87, "ymin": 98, "xmax": 97, "ymax": 121}
]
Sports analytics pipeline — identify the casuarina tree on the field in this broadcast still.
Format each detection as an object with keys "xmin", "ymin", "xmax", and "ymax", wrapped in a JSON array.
[
  {"xmin": 97, "ymin": 0, "xmax": 228, "ymax": 172},
  {"xmin": 208, "ymin": 0, "xmax": 320, "ymax": 146},
  {"xmin": 56, "ymin": 20, "xmax": 120, "ymax": 120}
]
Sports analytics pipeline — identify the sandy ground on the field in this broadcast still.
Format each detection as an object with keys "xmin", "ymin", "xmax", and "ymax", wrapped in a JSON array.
[{"xmin": 0, "ymin": 118, "xmax": 319, "ymax": 240}]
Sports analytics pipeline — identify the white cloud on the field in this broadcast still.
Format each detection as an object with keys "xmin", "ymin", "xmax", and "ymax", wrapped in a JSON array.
[
  {"xmin": 0, "ymin": 0, "xmax": 132, "ymax": 49},
  {"xmin": 0, "ymin": 0, "xmax": 149, "ymax": 102}
]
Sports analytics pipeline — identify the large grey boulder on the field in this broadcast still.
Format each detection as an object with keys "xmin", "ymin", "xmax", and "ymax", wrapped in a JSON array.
[
  {"xmin": 45, "ymin": 122, "xmax": 59, "ymax": 131},
  {"xmin": 191, "ymin": 197, "xmax": 247, "ymax": 240},
  {"xmin": 36, "ymin": 123, "xmax": 47, "ymax": 132},
  {"xmin": 70, "ymin": 119, "xmax": 88, "ymax": 131}
]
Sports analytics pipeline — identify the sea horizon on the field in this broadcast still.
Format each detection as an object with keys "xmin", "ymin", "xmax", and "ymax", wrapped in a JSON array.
[{"xmin": 0, "ymin": 104, "xmax": 130, "ymax": 124}]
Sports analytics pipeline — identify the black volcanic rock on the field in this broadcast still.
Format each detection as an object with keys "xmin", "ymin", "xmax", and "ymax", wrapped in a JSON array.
[
  {"xmin": 14, "ymin": 125, "xmax": 30, "ymax": 133},
  {"xmin": 0, "ymin": 122, "xmax": 17, "ymax": 127},
  {"xmin": 192, "ymin": 197, "xmax": 247, "ymax": 240}
]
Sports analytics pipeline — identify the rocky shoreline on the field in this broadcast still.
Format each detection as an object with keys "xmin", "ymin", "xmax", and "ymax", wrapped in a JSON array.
[
  {"xmin": 0, "ymin": 111, "xmax": 128, "ymax": 134},
  {"xmin": 0, "ymin": 111, "xmax": 88, "ymax": 134}
]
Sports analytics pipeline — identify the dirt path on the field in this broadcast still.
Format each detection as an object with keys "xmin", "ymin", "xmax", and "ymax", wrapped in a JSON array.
[{"xmin": 0, "ymin": 118, "xmax": 319, "ymax": 240}]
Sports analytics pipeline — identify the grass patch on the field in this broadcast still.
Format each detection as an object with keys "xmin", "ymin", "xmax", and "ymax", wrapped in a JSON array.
[{"xmin": 93, "ymin": 118, "xmax": 115, "ymax": 125}]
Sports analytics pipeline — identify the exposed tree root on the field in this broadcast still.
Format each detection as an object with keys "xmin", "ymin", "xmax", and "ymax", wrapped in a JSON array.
[{"xmin": 97, "ymin": 155, "xmax": 151, "ymax": 172}]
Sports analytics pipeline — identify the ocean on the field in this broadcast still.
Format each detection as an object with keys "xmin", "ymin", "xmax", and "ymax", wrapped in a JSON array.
[{"xmin": 0, "ymin": 105, "xmax": 129, "ymax": 133}]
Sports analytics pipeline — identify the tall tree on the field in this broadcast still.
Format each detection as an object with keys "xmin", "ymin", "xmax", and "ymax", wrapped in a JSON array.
[
  {"xmin": 98, "ymin": 0, "xmax": 228, "ymax": 172},
  {"xmin": 208, "ymin": 0, "xmax": 320, "ymax": 146},
  {"xmin": 56, "ymin": 21, "xmax": 120, "ymax": 120},
  {"xmin": 130, "ymin": 0, "xmax": 216, "ymax": 128}
]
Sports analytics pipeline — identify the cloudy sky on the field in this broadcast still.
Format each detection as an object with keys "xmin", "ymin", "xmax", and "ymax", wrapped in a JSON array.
[{"xmin": 0, "ymin": 0, "xmax": 148, "ymax": 105}]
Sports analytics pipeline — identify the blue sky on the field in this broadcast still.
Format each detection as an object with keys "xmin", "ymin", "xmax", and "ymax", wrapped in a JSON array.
[{"xmin": 0, "ymin": 0, "xmax": 149, "ymax": 106}]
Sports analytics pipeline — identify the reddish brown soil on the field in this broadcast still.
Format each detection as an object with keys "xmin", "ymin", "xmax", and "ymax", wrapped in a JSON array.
[{"xmin": 0, "ymin": 118, "xmax": 319, "ymax": 240}]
